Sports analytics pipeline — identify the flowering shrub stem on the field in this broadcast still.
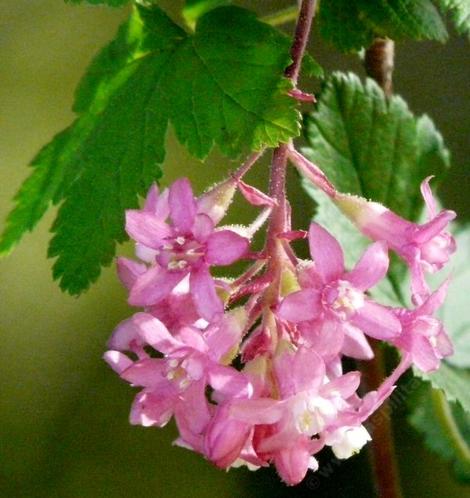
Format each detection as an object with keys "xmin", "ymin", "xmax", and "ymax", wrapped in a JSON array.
[{"xmin": 362, "ymin": 38, "xmax": 402, "ymax": 498}]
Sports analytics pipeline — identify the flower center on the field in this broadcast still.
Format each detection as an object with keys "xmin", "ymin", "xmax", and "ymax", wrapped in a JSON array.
[
  {"xmin": 322, "ymin": 280, "xmax": 364, "ymax": 319},
  {"xmin": 293, "ymin": 395, "xmax": 336, "ymax": 436},
  {"xmin": 156, "ymin": 235, "xmax": 205, "ymax": 271}
]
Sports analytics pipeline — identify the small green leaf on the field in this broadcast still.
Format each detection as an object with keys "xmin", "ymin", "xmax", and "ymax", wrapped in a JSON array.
[
  {"xmin": 183, "ymin": 0, "xmax": 231, "ymax": 27},
  {"xmin": 409, "ymin": 381, "xmax": 470, "ymax": 483},
  {"xmin": 302, "ymin": 72, "xmax": 450, "ymax": 304},
  {"xmin": 65, "ymin": 0, "xmax": 130, "ymax": 6},
  {"xmin": 318, "ymin": 0, "xmax": 448, "ymax": 52},
  {"xmin": 436, "ymin": 0, "xmax": 470, "ymax": 36},
  {"xmin": 1, "ymin": 4, "xmax": 299, "ymax": 294}
]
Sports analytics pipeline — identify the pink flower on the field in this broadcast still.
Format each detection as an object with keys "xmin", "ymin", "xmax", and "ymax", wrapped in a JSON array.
[
  {"xmin": 230, "ymin": 346, "xmax": 364, "ymax": 485},
  {"xmin": 117, "ymin": 258, "xmax": 201, "ymax": 331},
  {"xmin": 104, "ymin": 310, "xmax": 252, "ymax": 447},
  {"xmin": 393, "ymin": 280, "xmax": 453, "ymax": 372},
  {"xmin": 334, "ymin": 177, "xmax": 456, "ymax": 302},
  {"xmin": 278, "ymin": 223, "xmax": 401, "ymax": 359},
  {"xmin": 125, "ymin": 179, "xmax": 249, "ymax": 321}
]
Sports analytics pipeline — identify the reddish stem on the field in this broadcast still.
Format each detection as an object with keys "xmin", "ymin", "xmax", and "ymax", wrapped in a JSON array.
[
  {"xmin": 265, "ymin": 0, "xmax": 317, "ymax": 298},
  {"xmin": 362, "ymin": 38, "xmax": 403, "ymax": 498}
]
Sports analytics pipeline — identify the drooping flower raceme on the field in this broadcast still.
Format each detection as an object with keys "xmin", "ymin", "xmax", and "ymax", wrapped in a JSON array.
[{"xmin": 105, "ymin": 162, "xmax": 456, "ymax": 486}]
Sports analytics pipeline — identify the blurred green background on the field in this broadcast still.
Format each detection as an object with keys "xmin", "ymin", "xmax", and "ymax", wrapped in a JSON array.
[{"xmin": 0, "ymin": 1, "xmax": 468, "ymax": 497}]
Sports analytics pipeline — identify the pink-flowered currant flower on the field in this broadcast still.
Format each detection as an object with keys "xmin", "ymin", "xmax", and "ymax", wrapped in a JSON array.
[
  {"xmin": 278, "ymin": 223, "xmax": 401, "ymax": 360},
  {"xmin": 104, "ymin": 309, "xmax": 252, "ymax": 448},
  {"xmin": 334, "ymin": 177, "xmax": 456, "ymax": 303},
  {"xmin": 117, "ymin": 257, "xmax": 202, "ymax": 331},
  {"xmin": 125, "ymin": 179, "xmax": 249, "ymax": 321},
  {"xmin": 393, "ymin": 280, "xmax": 453, "ymax": 372},
  {"xmin": 230, "ymin": 346, "xmax": 367, "ymax": 485}
]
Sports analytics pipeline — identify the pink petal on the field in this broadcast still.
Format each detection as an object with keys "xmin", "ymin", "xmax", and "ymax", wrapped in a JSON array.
[
  {"xmin": 414, "ymin": 210, "xmax": 456, "ymax": 244},
  {"xmin": 130, "ymin": 390, "xmax": 175, "ymax": 427},
  {"xmin": 230, "ymin": 398, "xmax": 285, "ymax": 425},
  {"xmin": 133, "ymin": 312, "xmax": 181, "ymax": 354},
  {"xmin": 116, "ymin": 257, "xmax": 146, "ymax": 290},
  {"xmin": 203, "ymin": 404, "xmax": 251, "ymax": 468},
  {"xmin": 103, "ymin": 350, "xmax": 133, "ymax": 374},
  {"xmin": 177, "ymin": 326, "xmax": 208, "ymax": 354},
  {"xmin": 420, "ymin": 176, "xmax": 437, "ymax": 218},
  {"xmin": 346, "ymin": 241, "xmax": 389, "ymax": 291},
  {"xmin": 143, "ymin": 184, "xmax": 159, "ymax": 212},
  {"xmin": 175, "ymin": 380, "xmax": 211, "ymax": 436},
  {"xmin": 320, "ymin": 371, "xmax": 361, "ymax": 399},
  {"xmin": 351, "ymin": 301, "xmax": 401, "ymax": 340},
  {"xmin": 129, "ymin": 266, "xmax": 186, "ymax": 306},
  {"xmin": 418, "ymin": 279, "xmax": 449, "ymax": 316},
  {"xmin": 192, "ymin": 213, "xmax": 215, "ymax": 243},
  {"xmin": 169, "ymin": 178, "xmax": 197, "ymax": 232},
  {"xmin": 411, "ymin": 335, "xmax": 440, "ymax": 372},
  {"xmin": 107, "ymin": 317, "xmax": 141, "ymax": 351},
  {"xmin": 205, "ymin": 309, "xmax": 245, "ymax": 361},
  {"xmin": 308, "ymin": 222, "xmax": 344, "ymax": 282},
  {"xmin": 190, "ymin": 265, "xmax": 224, "ymax": 321},
  {"xmin": 274, "ymin": 347, "xmax": 325, "ymax": 398},
  {"xmin": 342, "ymin": 325, "xmax": 374, "ymax": 360},
  {"xmin": 121, "ymin": 358, "xmax": 167, "ymax": 387},
  {"xmin": 207, "ymin": 364, "xmax": 252, "ymax": 398},
  {"xmin": 125, "ymin": 211, "xmax": 172, "ymax": 248},
  {"xmin": 299, "ymin": 319, "xmax": 344, "ymax": 360},
  {"xmin": 277, "ymin": 289, "xmax": 321, "ymax": 323},
  {"xmin": 206, "ymin": 230, "xmax": 249, "ymax": 266},
  {"xmin": 274, "ymin": 438, "xmax": 312, "ymax": 486},
  {"xmin": 437, "ymin": 328, "xmax": 454, "ymax": 358}
]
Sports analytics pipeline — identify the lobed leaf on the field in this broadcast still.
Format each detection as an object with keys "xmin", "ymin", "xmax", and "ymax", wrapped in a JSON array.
[
  {"xmin": 1, "ymin": 5, "xmax": 300, "ymax": 294},
  {"xmin": 318, "ymin": 0, "xmax": 448, "ymax": 52}
]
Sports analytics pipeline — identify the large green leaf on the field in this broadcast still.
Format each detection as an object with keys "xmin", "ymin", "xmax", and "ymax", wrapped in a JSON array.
[
  {"xmin": 318, "ymin": 0, "xmax": 448, "ymax": 52},
  {"xmin": 409, "ymin": 381, "xmax": 470, "ymax": 482},
  {"xmin": 436, "ymin": 0, "xmax": 470, "ymax": 36},
  {"xmin": 0, "ymin": 5, "xmax": 299, "ymax": 294},
  {"xmin": 302, "ymin": 72, "xmax": 450, "ymax": 304}
]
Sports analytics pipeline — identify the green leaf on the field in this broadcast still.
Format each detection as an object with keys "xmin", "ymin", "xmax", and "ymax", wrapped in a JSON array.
[
  {"xmin": 1, "ymin": 5, "xmax": 299, "ymax": 294},
  {"xmin": 183, "ymin": 0, "xmax": 231, "ymax": 27},
  {"xmin": 436, "ymin": 0, "xmax": 470, "ymax": 36},
  {"xmin": 318, "ymin": 0, "xmax": 448, "ymax": 52},
  {"xmin": 302, "ymin": 72, "xmax": 450, "ymax": 304},
  {"xmin": 415, "ymin": 362, "xmax": 470, "ymax": 413},
  {"xmin": 65, "ymin": 0, "xmax": 130, "ymax": 6},
  {"xmin": 409, "ymin": 381, "xmax": 470, "ymax": 482}
]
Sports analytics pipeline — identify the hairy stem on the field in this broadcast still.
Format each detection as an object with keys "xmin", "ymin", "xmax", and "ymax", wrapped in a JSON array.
[
  {"xmin": 265, "ymin": 0, "xmax": 317, "ymax": 298},
  {"xmin": 362, "ymin": 38, "xmax": 403, "ymax": 498}
]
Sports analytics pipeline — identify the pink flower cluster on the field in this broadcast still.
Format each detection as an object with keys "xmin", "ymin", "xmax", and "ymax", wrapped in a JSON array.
[{"xmin": 104, "ymin": 165, "xmax": 456, "ymax": 485}]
